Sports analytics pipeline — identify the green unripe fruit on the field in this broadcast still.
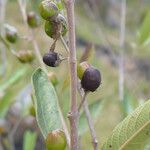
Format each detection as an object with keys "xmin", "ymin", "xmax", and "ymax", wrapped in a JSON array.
[
  {"xmin": 47, "ymin": 72, "xmax": 58, "ymax": 86},
  {"xmin": 45, "ymin": 20, "xmax": 59, "ymax": 39},
  {"xmin": 77, "ymin": 61, "xmax": 91, "ymax": 79},
  {"xmin": 39, "ymin": 0, "xmax": 59, "ymax": 20},
  {"xmin": 45, "ymin": 16, "xmax": 67, "ymax": 39},
  {"xmin": 17, "ymin": 50, "xmax": 35, "ymax": 63},
  {"xmin": 27, "ymin": 11, "xmax": 40, "ymax": 28},
  {"xmin": 4, "ymin": 24, "xmax": 18, "ymax": 43},
  {"xmin": 45, "ymin": 129, "xmax": 67, "ymax": 150}
]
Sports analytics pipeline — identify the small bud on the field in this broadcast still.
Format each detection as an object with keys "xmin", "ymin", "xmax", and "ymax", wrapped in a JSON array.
[
  {"xmin": 81, "ymin": 67, "xmax": 101, "ymax": 92},
  {"xmin": 45, "ymin": 129, "xmax": 67, "ymax": 150},
  {"xmin": 17, "ymin": 50, "xmax": 35, "ymax": 63},
  {"xmin": 27, "ymin": 11, "xmax": 40, "ymax": 28},
  {"xmin": 43, "ymin": 52, "xmax": 61, "ymax": 67},
  {"xmin": 39, "ymin": 0, "xmax": 59, "ymax": 20},
  {"xmin": 47, "ymin": 72, "xmax": 58, "ymax": 86},
  {"xmin": 77, "ymin": 61, "xmax": 91, "ymax": 80},
  {"xmin": 4, "ymin": 24, "xmax": 18, "ymax": 43}
]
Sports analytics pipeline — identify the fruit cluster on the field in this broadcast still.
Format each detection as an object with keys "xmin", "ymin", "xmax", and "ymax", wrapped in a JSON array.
[{"xmin": 39, "ymin": 0, "xmax": 67, "ymax": 67}]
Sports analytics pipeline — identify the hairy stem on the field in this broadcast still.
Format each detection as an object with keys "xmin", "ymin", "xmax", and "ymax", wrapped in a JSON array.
[
  {"xmin": 65, "ymin": 0, "xmax": 78, "ymax": 149},
  {"xmin": 118, "ymin": 0, "xmax": 126, "ymax": 102}
]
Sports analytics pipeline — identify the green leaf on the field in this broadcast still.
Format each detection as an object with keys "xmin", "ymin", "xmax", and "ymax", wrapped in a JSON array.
[
  {"xmin": 102, "ymin": 100, "xmax": 150, "ymax": 150},
  {"xmin": 78, "ymin": 100, "xmax": 105, "ymax": 136},
  {"xmin": 0, "ymin": 67, "xmax": 27, "ymax": 93},
  {"xmin": 0, "ymin": 90, "xmax": 14, "ymax": 118},
  {"xmin": 0, "ymin": 68, "xmax": 28, "ymax": 118},
  {"xmin": 23, "ymin": 131, "xmax": 37, "ymax": 150},
  {"xmin": 138, "ymin": 10, "xmax": 150, "ymax": 45},
  {"xmin": 32, "ymin": 68, "xmax": 62, "ymax": 138}
]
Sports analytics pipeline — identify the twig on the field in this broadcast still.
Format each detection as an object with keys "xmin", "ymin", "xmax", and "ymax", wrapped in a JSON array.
[
  {"xmin": 17, "ymin": 0, "xmax": 70, "ymax": 147},
  {"xmin": 78, "ymin": 92, "xmax": 87, "ymax": 112},
  {"xmin": 77, "ymin": 82, "xmax": 98, "ymax": 150},
  {"xmin": 30, "ymin": 30, "xmax": 47, "ymax": 73},
  {"xmin": 60, "ymin": 35, "xmax": 70, "ymax": 54},
  {"xmin": 118, "ymin": 0, "xmax": 126, "ymax": 102},
  {"xmin": 65, "ymin": 0, "xmax": 78, "ymax": 149},
  {"xmin": 0, "ymin": 0, "xmax": 7, "ymax": 76}
]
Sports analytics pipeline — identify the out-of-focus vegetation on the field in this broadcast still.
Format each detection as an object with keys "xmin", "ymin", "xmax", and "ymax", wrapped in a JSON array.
[{"xmin": 0, "ymin": 0, "xmax": 150, "ymax": 150}]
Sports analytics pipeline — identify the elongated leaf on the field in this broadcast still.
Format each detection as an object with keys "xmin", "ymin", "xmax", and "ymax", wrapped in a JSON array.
[
  {"xmin": 78, "ymin": 100, "xmax": 105, "ymax": 136},
  {"xmin": 138, "ymin": 11, "xmax": 150, "ymax": 45},
  {"xmin": 32, "ymin": 68, "xmax": 62, "ymax": 138},
  {"xmin": 0, "ymin": 90, "xmax": 14, "ymax": 118},
  {"xmin": 23, "ymin": 131, "xmax": 37, "ymax": 150},
  {"xmin": 102, "ymin": 100, "xmax": 150, "ymax": 150},
  {"xmin": 0, "ymin": 68, "xmax": 28, "ymax": 118},
  {"xmin": 0, "ymin": 67, "xmax": 27, "ymax": 93}
]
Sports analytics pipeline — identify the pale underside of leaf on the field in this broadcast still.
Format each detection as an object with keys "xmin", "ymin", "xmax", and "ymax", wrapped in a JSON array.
[
  {"xmin": 102, "ymin": 100, "xmax": 150, "ymax": 150},
  {"xmin": 32, "ymin": 68, "xmax": 62, "ymax": 138}
]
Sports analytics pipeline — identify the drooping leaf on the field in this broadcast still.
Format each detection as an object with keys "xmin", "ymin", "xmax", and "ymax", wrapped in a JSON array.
[
  {"xmin": 32, "ymin": 68, "xmax": 62, "ymax": 138},
  {"xmin": 23, "ymin": 131, "xmax": 37, "ymax": 150},
  {"xmin": 102, "ymin": 100, "xmax": 150, "ymax": 150},
  {"xmin": 78, "ymin": 99, "xmax": 105, "ymax": 136},
  {"xmin": 138, "ymin": 10, "xmax": 150, "ymax": 45}
]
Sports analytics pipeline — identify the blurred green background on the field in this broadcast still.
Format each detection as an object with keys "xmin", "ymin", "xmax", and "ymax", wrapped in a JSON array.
[{"xmin": 0, "ymin": 0, "xmax": 150, "ymax": 149}]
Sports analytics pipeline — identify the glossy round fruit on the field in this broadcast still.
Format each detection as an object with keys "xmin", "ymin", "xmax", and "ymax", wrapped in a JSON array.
[
  {"xmin": 39, "ymin": 0, "xmax": 59, "ymax": 20},
  {"xmin": 81, "ymin": 67, "xmax": 101, "ymax": 92},
  {"xmin": 45, "ymin": 129, "xmax": 67, "ymax": 150},
  {"xmin": 17, "ymin": 50, "xmax": 35, "ymax": 63},
  {"xmin": 27, "ymin": 11, "xmax": 40, "ymax": 28},
  {"xmin": 5, "ymin": 24, "xmax": 18, "ymax": 43},
  {"xmin": 43, "ymin": 52, "xmax": 61, "ymax": 67}
]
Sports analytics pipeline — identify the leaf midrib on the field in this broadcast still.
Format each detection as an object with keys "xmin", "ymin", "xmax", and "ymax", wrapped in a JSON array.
[{"xmin": 119, "ymin": 119, "xmax": 150, "ymax": 150}]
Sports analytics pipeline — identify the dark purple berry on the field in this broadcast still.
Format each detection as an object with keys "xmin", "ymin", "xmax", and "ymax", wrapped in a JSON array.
[
  {"xmin": 81, "ymin": 67, "xmax": 101, "ymax": 92},
  {"xmin": 43, "ymin": 52, "xmax": 60, "ymax": 67}
]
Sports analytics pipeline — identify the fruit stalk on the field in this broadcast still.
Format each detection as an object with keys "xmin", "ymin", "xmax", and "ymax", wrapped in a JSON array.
[
  {"xmin": 77, "ymin": 81, "xmax": 98, "ymax": 150},
  {"xmin": 65, "ymin": 0, "xmax": 78, "ymax": 149}
]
